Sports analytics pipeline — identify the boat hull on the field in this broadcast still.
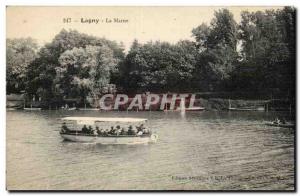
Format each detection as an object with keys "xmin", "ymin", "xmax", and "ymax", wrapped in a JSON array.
[
  {"xmin": 265, "ymin": 123, "xmax": 295, "ymax": 129},
  {"xmin": 60, "ymin": 133, "xmax": 158, "ymax": 144},
  {"xmin": 24, "ymin": 108, "xmax": 42, "ymax": 111},
  {"xmin": 66, "ymin": 107, "xmax": 77, "ymax": 111},
  {"xmin": 185, "ymin": 107, "xmax": 205, "ymax": 111},
  {"xmin": 165, "ymin": 107, "xmax": 205, "ymax": 112},
  {"xmin": 228, "ymin": 107, "xmax": 265, "ymax": 111},
  {"xmin": 78, "ymin": 108, "xmax": 100, "ymax": 111}
]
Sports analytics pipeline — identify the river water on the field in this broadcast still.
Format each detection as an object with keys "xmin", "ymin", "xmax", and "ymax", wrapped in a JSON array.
[{"xmin": 6, "ymin": 110, "xmax": 295, "ymax": 190}]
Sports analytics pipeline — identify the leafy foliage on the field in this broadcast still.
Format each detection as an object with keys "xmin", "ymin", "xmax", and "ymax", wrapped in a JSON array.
[
  {"xmin": 6, "ymin": 7, "xmax": 296, "ymax": 105},
  {"xmin": 56, "ymin": 45, "xmax": 117, "ymax": 99},
  {"xmin": 236, "ymin": 7, "xmax": 295, "ymax": 96},
  {"xmin": 6, "ymin": 38, "xmax": 38, "ymax": 93},
  {"xmin": 192, "ymin": 9, "xmax": 239, "ymax": 91},
  {"xmin": 23, "ymin": 29, "xmax": 124, "ymax": 102},
  {"xmin": 119, "ymin": 40, "xmax": 198, "ymax": 92}
]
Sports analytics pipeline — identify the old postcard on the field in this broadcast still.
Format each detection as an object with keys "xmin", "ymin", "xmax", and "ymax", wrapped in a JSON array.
[{"xmin": 6, "ymin": 6, "xmax": 295, "ymax": 191}]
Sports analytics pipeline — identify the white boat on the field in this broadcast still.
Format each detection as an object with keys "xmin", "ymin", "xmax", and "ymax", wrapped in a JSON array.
[
  {"xmin": 61, "ymin": 107, "xmax": 77, "ymax": 111},
  {"xmin": 164, "ymin": 98, "xmax": 205, "ymax": 112},
  {"xmin": 165, "ymin": 106, "xmax": 205, "ymax": 112},
  {"xmin": 228, "ymin": 107, "xmax": 265, "ymax": 111},
  {"xmin": 184, "ymin": 107, "xmax": 205, "ymax": 111},
  {"xmin": 7, "ymin": 108, "xmax": 18, "ymax": 111},
  {"xmin": 66, "ymin": 107, "xmax": 77, "ymax": 111},
  {"xmin": 228, "ymin": 99, "xmax": 265, "ymax": 111},
  {"xmin": 60, "ymin": 133, "xmax": 157, "ymax": 144},
  {"xmin": 59, "ymin": 117, "xmax": 158, "ymax": 144},
  {"xmin": 78, "ymin": 108, "xmax": 100, "ymax": 111},
  {"xmin": 24, "ymin": 107, "xmax": 42, "ymax": 111}
]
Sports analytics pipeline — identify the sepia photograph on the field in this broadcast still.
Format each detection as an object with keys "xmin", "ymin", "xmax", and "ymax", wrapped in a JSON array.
[{"xmin": 6, "ymin": 6, "xmax": 296, "ymax": 191}]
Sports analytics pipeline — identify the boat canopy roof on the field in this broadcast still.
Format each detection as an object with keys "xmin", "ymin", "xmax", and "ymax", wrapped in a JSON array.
[{"xmin": 61, "ymin": 117, "xmax": 148, "ymax": 124}]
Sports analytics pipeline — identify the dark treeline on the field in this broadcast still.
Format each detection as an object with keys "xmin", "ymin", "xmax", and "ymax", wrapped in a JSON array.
[{"xmin": 6, "ymin": 7, "xmax": 296, "ymax": 105}]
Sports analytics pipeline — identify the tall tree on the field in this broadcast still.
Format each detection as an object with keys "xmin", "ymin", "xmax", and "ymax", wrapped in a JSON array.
[
  {"xmin": 25, "ymin": 29, "xmax": 124, "ymax": 102},
  {"xmin": 237, "ymin": 7, "xmax": 295, "ymax": 95},
  {"xmin": 119, "ymin": 40, "xmax": 198, "ymax": 93},
  {"xmin": 192, "ymin": 9, "xmax": 239, "ymax": 91},
  {"xmin": 56, "ymin": 45, "xmax": 118, "ymax": 101},
  {"xmin": 6, "ymin": 38, "xmax": 38, "ymax": 94}
]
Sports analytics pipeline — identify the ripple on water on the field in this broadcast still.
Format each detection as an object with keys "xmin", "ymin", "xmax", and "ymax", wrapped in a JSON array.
[{"xmin": 6, "ymin": 110, "xmax": 295, "ymax": 190}]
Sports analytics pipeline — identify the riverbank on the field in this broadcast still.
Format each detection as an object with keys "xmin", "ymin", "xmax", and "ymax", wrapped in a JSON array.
[
  {"xmin": 7, "ymin": 94, "xmax": 293, "ymax": 112},
  {"xmin": 196, "ymin": 98, "xmax": 267, "ymax": 111}
]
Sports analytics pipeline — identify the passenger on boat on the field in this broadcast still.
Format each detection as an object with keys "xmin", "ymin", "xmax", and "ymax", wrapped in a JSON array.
[
  {"xmin": 120, "ymin": 127, "xmax": 126, "ymax": 135},
  {"xmin": 137, "ymin": 130, "xmax": 143, "ymax": 136},
  {"xmin": 136, "ymin": 124, "xmax": 150, "ymax": 135},
  {"xmin": 82, "ymin": 125, "xmax": 89, "ymax": 134},
  {"xmin": 96, "ymin": 126, "xmax": 102, "ymax": 135},
  {"xmin": 273, "ymin": 118, "xmax": 280, "ymax": 125},
  {"xmin": 101, "ymin": 129, "xmax": 105, "ymax": 135},
  {"xmin": 128, "ymin": 125, "xmax": 136, "ymax": 135},
  {"xmin": 103, "ymin": 129, "xmax": 109, "ymax": 136},
  {"xmin": 136, "ymin": 125, "xmax": 141, "ymax": 133},
  {"xmin": 137, "ymin": 124, "xmax": 145, "ymax": 132},
  {"xmin": 61, "ymin": 122, "xmax": 70, "ymax": 133},
  {"xmin": 115, "ymin": 125, "xmax": 121, "ymax": 136},
  {"xmin": 143, "ymin": 128, "xmax": 150, "ymax": 135},
  {"xmin": 88, "ymin": 126, "xmax": 94, "ymax": 134},
  {"xmin": 133, "ymin": 126, "xmax": 138, "ymax": 134},
  {"xmin": 109, "ymin": 126, "xmax": 115, "ymax": 135}
]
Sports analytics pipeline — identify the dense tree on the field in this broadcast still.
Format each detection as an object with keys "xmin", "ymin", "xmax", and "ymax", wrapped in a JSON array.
[
  {"xmin": 6, "ymin": 38, "xmax": 38, "ymax": 94},
  {"xmin": 6, "ymin": 7, "xmax": 296, "ymax": 105},
  {"xmin": 25, "ymin": 29, "xmax": 124, "ymax": 102},
  {"xmin": 236, "ymin": 7, "xmax": 296, "ymax": 96},
  {"xmin": 119, "ymin": 40, "xmax": 198, "ymax": 93},
  {"xmin": 56, "ymin": 45, "xmax": 118, "ymax": 100},
  {"xmin": 274, "ymin": 7, "xmax": 296, "ymax": 97},
  {"xmin": 192, "ymin": 9, "xmax": 239, "ymax": 91}
]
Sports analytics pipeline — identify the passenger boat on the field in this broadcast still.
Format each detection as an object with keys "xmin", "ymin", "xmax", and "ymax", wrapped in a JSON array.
[
  {"xmin": 265, "ymin": 122, "xmax": 295, "ymax": 129},
  {"xmin": 59, "ymin": 117, "xmax": 158, "ymax": 144}
]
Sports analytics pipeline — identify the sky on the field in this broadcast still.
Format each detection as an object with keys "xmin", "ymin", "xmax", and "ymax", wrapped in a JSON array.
[{"xmin": 6, "ymin": 6, "xmax": 282, "ymax": 51}]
